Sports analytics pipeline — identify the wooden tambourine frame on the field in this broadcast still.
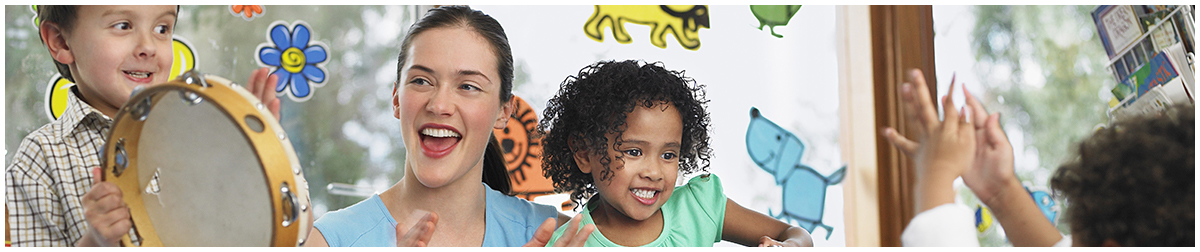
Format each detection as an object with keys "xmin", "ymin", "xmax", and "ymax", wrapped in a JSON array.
[{"xmin": 101, "ymin": 71, "xmax": 308, "ymax": 246}]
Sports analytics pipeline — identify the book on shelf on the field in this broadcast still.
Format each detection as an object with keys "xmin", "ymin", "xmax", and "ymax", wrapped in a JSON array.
[
  {"xmin": 1094, "ymin": 5, "xmax": 1145, "ymax": 59},
  {"xmin": 1128, "ymin": 51, "xmax": 1178, "ymax": 96},
  {"xmin": 1108, "ymin": 43, "xmax": 1194, "ymax": 120}
]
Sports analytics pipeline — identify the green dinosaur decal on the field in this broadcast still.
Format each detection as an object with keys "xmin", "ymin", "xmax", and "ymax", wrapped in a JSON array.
[{"xmin": 750, "ymin": 5, "xmax": 802, "ymax": 38}]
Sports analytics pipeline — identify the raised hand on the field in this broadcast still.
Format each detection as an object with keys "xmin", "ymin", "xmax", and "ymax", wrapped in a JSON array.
[
  {"xmin": 246, "ymin": 67, "xmax": 282, "ymax": 121},
  {"xmin": 960, "ymin": 87, "xmax": 1061, "ymax": 247},
  {"xmin": 524, "ymin": 214, "xmax": 594, "ymax": 247},
  {"xmin": 880, "ymin": 72, "xmax": 939, "ymax": 157},
  {"xmin": 77, "ymin": 167, "xmax": 131, "ymax": 247},
  {"xmin": 395, "ymin": 210, "xmax": 437, "ymax": 247},
  {"xmin": 885, "ymin": 69, "xmax": 976, "ymax": 213},
  {"xmin": 882, "ymin": 70, "xmax": 1060, "ymax": 246},
  {"xmin": 960, "ymin": 87, "xmax": 1017, "ymax": 206}
]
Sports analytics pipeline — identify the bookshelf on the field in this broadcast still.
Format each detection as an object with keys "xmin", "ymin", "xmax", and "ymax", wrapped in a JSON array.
[{"xmin": 1093, "ymin": 5, "xmax": 1195, "ymax": 121}]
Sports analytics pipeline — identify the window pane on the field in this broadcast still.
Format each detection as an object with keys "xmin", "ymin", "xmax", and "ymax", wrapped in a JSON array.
[{"xmin": 934, "ymin": 5, "xmax": 1135, "ymax": 246}]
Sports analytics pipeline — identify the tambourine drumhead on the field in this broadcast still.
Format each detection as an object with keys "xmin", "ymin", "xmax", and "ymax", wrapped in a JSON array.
[{"xmin": 102, "ymin": 72, "xmax": 310, "ymax": 247}]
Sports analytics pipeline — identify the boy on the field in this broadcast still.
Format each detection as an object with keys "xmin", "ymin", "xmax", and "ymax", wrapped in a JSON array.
[
  {"xmin": 884, "ymin": 69, "xmax": 1193, "ymax": 246},
  {"xmin": 6, "ymin": 5, "xmax": 281, "ymax": 246}
]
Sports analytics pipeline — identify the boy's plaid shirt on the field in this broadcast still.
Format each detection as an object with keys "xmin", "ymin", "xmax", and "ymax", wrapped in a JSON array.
[{"xmin": 6, "ymin": 87, "xmax": 111, "ymax": 246}]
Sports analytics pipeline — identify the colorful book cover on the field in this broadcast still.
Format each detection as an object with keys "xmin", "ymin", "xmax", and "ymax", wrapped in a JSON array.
[{"xmin": 1129, "ymin": 51, "xmax": 1179, "ymax": 96}]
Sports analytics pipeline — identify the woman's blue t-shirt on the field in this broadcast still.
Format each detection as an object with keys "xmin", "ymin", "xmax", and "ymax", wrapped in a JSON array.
[{"xmin": 312, "ymin": 184, "xmax": 559, "ymax": 246}]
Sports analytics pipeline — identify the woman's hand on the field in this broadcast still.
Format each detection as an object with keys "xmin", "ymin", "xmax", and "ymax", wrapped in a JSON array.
[
  {"xmin": 524, "ymin": 214, "xmax": 594, "ymax": 247},
  {"xmin": 395, "ymin": 210, "xmax": 438, "ymax": 246}
]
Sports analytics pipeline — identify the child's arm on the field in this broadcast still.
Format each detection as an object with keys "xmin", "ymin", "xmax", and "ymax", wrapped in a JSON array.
[
  {"xmin": 721, "ymin": 199, "xmax": 813, "ymax": 247},
  {"xmin": 907, "ymin": 69, "xmax": 976, "ymax": 213},
  {"xmin": 885, "ymin": 72, "xmax": 1062, "ymax": 246},
  {"xmin": 883, "ymin": 69, "xmax": 977, "ymax": 247},
  {"xmin": 245, "ymin": 67, "xmax": 282, "ymax": 121},
  {"xmin": 959, "ymin": 90, "xmax": 1062, "ymax": 246}
]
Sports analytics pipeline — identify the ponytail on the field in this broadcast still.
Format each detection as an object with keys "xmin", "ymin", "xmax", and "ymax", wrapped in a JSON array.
[{"xmin": 482, "ymin": 134, "xmax": 512, "ymax": 195}]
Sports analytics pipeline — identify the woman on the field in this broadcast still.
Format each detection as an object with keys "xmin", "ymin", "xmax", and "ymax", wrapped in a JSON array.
[{"xmin": 305, "ymin": 6, "xmax": 592, "ymax": 247}]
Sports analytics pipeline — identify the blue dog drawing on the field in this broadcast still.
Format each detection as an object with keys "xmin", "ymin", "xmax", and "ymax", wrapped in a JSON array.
[
  {"xmin": 746, "ymin": 107, "xmax": 845, "ymax": 239},
  {"xmin": 1028, "ymin": 188, "xmax": 1059, "ymax": 224}
]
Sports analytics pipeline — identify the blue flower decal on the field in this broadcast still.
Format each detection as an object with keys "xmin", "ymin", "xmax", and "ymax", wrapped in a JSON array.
[{"xmin": 256, "ymin": 21, "xmax": 329, "ymax": 102}]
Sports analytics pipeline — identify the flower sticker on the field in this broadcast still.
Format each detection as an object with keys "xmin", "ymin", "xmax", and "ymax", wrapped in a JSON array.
[
  {"xmin": 44, "ymin": 74, "xmax": 74, "ymax": 120},
  {"xmin": 169, "ymin": 37, "xmax": 198, "ymax": 82},
  {"xmin": 229, "ymin": 5, "xmax": 264, "ymax": 21},
  {"xmin": 256, "ymin": 21, "xmax": 329, "ymax": 102}
]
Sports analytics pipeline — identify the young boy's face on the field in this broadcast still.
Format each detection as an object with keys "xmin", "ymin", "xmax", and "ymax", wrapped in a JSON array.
[
  {"xmin": 62, "ymin": 5, "xmax": 176, "ymax": 112},
  {"xmin": 579, "ymin": 102, "xmax": 682, "ymax": 221}
]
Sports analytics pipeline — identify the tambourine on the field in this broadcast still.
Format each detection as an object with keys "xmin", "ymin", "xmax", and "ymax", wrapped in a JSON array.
[{"xmin": 101, "ymin": 70, "xmax": 311, "ymax": 246}]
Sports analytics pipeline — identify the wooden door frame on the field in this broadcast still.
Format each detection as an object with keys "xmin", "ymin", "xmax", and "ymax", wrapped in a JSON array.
[{"xmin": 870, "ymin": 5, "xmax": 937, "ymax": 247}]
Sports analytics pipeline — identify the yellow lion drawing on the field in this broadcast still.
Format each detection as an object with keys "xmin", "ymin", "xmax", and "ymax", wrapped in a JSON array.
[{"xmin": 584, "ymin": 5, "xmax": 710, "ymax": 50}]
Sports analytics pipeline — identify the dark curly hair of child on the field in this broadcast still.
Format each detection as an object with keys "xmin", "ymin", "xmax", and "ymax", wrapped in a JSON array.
[
  {"xmin": 539, "ymin": 60, "xmax": 713, "ymax": 207},
  {"xmin": 1050, "ymin": 104, "xmax": 1194, "ymax": 246}
]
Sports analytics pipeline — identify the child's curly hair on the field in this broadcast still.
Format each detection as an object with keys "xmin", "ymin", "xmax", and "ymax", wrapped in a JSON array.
[
  {"xmin": 539, "ymin": 60, "xmax": 713, "ymax": 207},
  {"xmin": 1050, "ymin": 104, "xmax": 1194, "ymax": 246}
]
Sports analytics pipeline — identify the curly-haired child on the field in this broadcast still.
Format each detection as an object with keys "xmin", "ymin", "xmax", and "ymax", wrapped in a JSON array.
[
  {"xmin": 1048, "ymin": 103, "xmax": 1193, "ymax": 246},
  {"xmin": 538, "ymin": 60, "xmax": 814, "ymax": 247}
]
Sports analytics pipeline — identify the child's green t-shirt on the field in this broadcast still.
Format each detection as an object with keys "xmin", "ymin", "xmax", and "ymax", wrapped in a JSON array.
[{"xmin": 546, "ymin": 174, "xmax": 727, "ymax": 247}]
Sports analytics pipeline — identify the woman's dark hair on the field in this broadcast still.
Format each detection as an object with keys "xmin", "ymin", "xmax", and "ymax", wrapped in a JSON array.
[
  {"xmin": 484, "ymin": 135, "xmax": 512, "ymax": 195},
  {"xmin": 1050, "ymin": 104, "xmax": 1193, "ymax": 246},
  {"xmin": 396, "ymin": 5, "xmax": 513, "ymax": 103},
  {"xmin": 396, "ymin": 5, "xmax": 514, "ymax": 193},
  {"xmin": 539, "ymin": 60, "xmax": 713, "ymax": 207}
]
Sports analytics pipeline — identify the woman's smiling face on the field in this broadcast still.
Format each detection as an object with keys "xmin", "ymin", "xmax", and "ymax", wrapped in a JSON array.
[{"xmin": 394, "ymin": 26, "xmax": 511, "ymax": 189}]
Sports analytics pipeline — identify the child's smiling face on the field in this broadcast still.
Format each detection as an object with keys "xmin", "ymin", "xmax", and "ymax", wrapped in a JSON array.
[
  {"xmin": 58, "ymin": 5, "xmax": 176, "ymax": 115},
  {"xmin": 577, "ymin": 102, "xmax": 682, "ymax": 221}
]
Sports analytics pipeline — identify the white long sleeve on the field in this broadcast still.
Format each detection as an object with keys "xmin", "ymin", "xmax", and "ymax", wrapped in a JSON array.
[
  {"xmin": 901, "ymin": 203, "xmax": 981, "ymax": 247},
  {"xmin": 901, "ymin": 203, "xmax": 1072, "ymax": 247}
]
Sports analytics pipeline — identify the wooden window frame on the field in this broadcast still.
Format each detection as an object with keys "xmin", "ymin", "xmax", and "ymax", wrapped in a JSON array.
[{"xmin": 870, "ymin": 5, "xmax": 938, "ymax": 247}]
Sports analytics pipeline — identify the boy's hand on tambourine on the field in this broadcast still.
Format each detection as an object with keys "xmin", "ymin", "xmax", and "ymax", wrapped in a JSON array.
[
  {"xmin": 78, "ymin": 167, "xmax": 131, "ymax": 247},
  {"xmin": 395, "ymin": 210, "xmax": 437, "ymax": 247},
  {"xmin": 247, "ymin": 67, "xmax": 282, "ymax": 121}
]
